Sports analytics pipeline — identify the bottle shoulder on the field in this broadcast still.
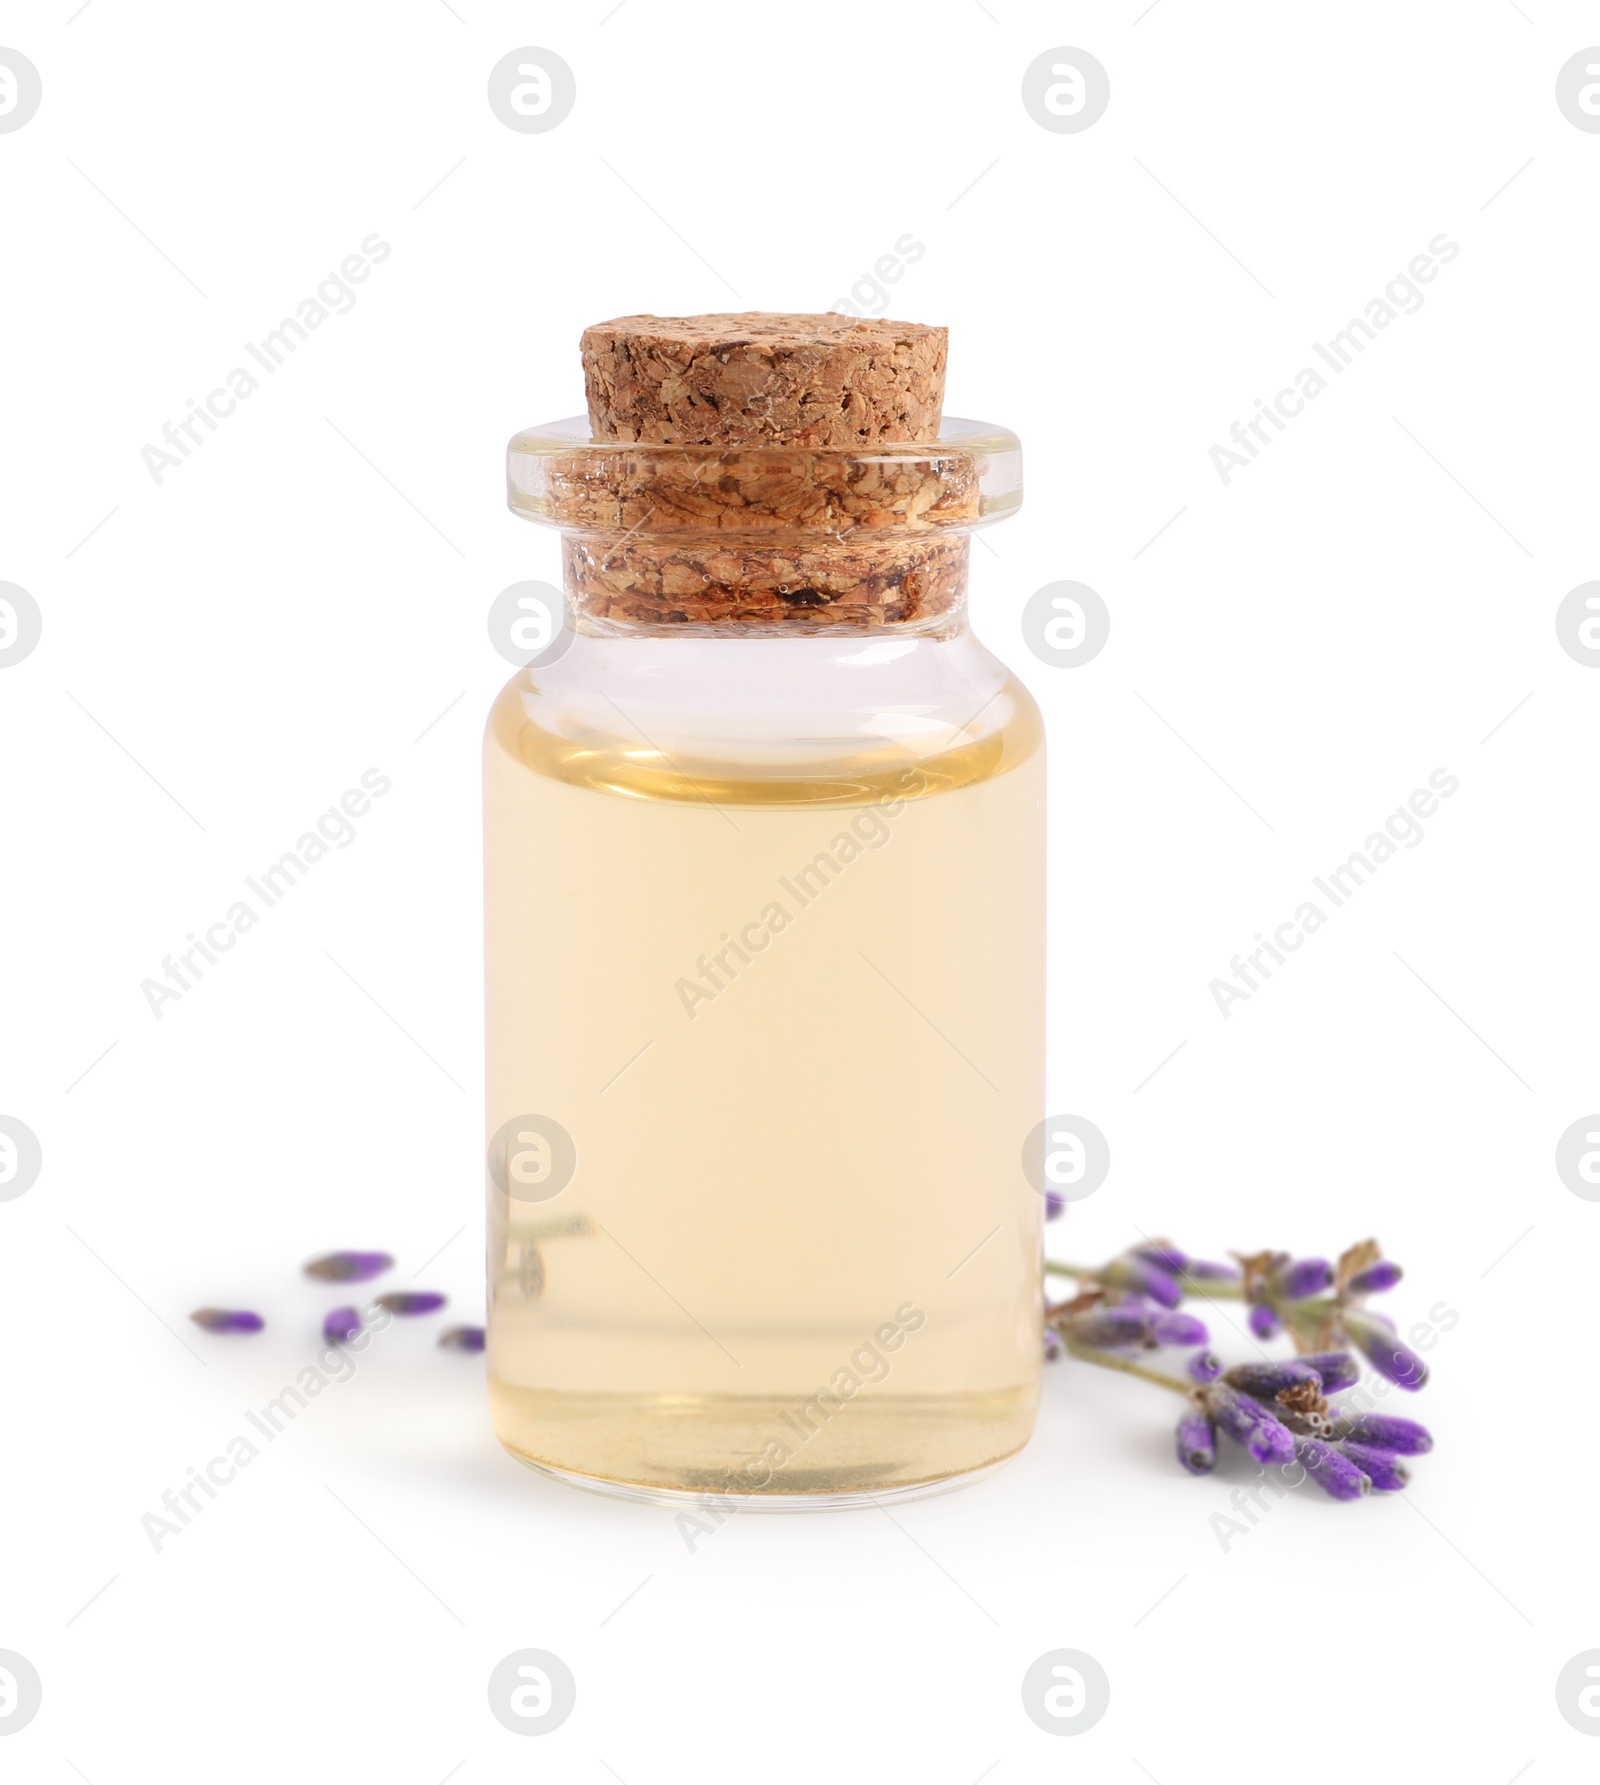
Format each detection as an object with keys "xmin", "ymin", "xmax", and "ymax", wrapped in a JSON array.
[{"xmin": 485, "ymin": 629, "xmax": 1042, "ymax": 805}]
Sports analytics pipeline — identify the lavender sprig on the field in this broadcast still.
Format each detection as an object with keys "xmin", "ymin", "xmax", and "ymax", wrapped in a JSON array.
[{"xmin": 1045, "ymin": 1237, "xmax": 1436, "ymax": 1501}]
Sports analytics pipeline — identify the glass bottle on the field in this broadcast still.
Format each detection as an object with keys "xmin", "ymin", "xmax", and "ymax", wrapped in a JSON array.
[{"xmin": 484, "ymin": 324, "xmax": 1045, "ymax": 1506}]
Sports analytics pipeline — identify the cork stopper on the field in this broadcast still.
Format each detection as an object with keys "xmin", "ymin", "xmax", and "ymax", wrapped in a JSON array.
[
  {"xmin": 505, "ymin": 315, "xmax": 1018, "ymax": 637},
  {"xmin": 581, "ymin": 312, "xmax": 947, "ymax": 447}
]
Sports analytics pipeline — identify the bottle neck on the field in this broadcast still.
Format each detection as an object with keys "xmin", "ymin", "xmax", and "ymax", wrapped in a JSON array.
[{"xmin": 560, "ymin": 530, "xmax": 970, "ymax": 639}]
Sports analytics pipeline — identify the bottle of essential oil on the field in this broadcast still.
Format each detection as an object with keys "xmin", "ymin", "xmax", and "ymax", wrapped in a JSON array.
[{"xmin": 484, "ymin": 313, "xmax": 1044, "ymax": 1504}]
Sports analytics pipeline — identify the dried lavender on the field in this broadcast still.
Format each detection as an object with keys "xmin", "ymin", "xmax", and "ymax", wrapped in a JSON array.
[
  {"xmin": 189, "ymin": 1308, "xmax": 264, "ymax": 1334},
  {"xmin": 304, "ymin": 1250, "xmax": 394, "ymax": 1283},
  {"xmin": 1326, "ymin": 1409, "xmax": 1432, "ymax": 1454},
  {"xmin": 323, "ymin": 1305, "xmax": 362, "ymax": 1344},
  {"xmin": 1336, "ymin": 1441, "xmax": 1410, "ymax": 1491},
  {"xmin": 1046, "ymin": 1237, "xmax": 1435, "ymax": 1502},
  {"xmin": 376, "ymin": 1291, "xmax": 447, "ymax": 1316},
  {"xmin": 1226, "ymin": 1242, "xmax": 1429, "ymax": 1391},
  {"xmin": 1176, "ymin": 1408, "xmax": 1217, "ymax": 1476},
  {"xmin": 439, "ymin": 1325, "xmax": 486, "ymax": 1352},
  {"xmin": 1186, "ymin": 1349, "xmax": 1222, "ymax": 1384}
]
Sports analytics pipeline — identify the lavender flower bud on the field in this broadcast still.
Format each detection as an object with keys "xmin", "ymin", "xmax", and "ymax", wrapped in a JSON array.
[
  {"xmin": 1296, "ymin": 1437, "xmax": 1370, "ymax": 1501},
  {"xmin": 1248, "ymin": 1302, "xmax": 1281, "ymax": 1340},
  {"xmin": 1103, "ymin": 1256, "xmax": 1182, "ymax": 1308},
  {"xmin": 1205, "ymin": 1384, "xmax": 1296, "ymax": 1465},
  {"xmin": 375, "ymin": 1291, "xmax": 447, "ymax": 1316},
  {"xmin": 1325, "ymin": 1410, "xmax": 1433, "ymax": 1455},
  {"xmin": 439, "ymin": 1325, "xmax": 486, "ymax": 1352},
  {"xmin": 1176, "ymin": 1409, "xmax": 1217, "ymax": 1475},
  {"xmin": 1345, "ymin": 1312, "xmax": 1428, "ymax": 1390},
  {"xmin": 1132, "ymin": 1243, "xmax": 1188, "ymax": 1272},
  {"xmin": 1183, "ymin": 1259, "xmax": 1241, "ymax": 1282},
  {"xmin": 1186, "ymin": 1349, "xmax": 1222, "ymax": 1383},
  {"xmin": 1045, "ymin": 1191, "xmax": 1065, "ymax": 1221},
  {"xmin": 1043, "ymin": 1329, "xmax": 1063, "ymax": 1361},
  {"xmin": 1223, "ymin": 1359, "xmax": 1324, "ymax": 1400},
  {"xmin": 1069, "ymin": 1307, "xmax": 1153, "ymax": 1349},
  {"xmin": 1335, "ymin": 1441, "xmax": 1410, "ymax": 1491},
  {"xmin": 323, "ymin": 1305, "xmax": 362, "ymax": 1344},
  {"xmin": 304, "ymin": 1250, "xmax": 394, "ymax": 1283},
  {"xmin": 1297, "ymin": 1351, "xmax": 1359, "ymax": 1393},
  {"xmin": 1346, "ymin": 1260, "xmax": 1403, "ymax": 1295},
  {"xmin": 189, "ymin": 1308, "xmax": 264, "ymax": 1334},
  {"xmin": 1280, "ymin": 1257, "xmax": 1333, "ymax": 1299},
  {"xmin": 1150, "ymin": 1311, "xmax": 1208, "ymax": 1347}
]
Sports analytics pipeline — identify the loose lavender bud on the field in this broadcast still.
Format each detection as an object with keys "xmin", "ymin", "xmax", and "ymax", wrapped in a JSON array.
[
  {"xmin": 1131, "ymin": 1243, "xmax": 1188, "ymax": 1272},
  {"xmin": 1045, "ymin": 1191, "xmax": 1065, "ymax": 1222},
  {"xmin": 1223, "ymin": 1359, "xmax": 1324, "ymax": 1400},
  {"xmin": 1335, "ymin": 1441, "xmax": 1410, "ymax": 1491},
  {"xmin": 1104, "ymin": 1256, "xmax": 1182, "ymax": 1309},
  {"xmin": 1280, "ymin": 1257, "xmax": 1333, "ymax": 1299},
  {"xmin": 1326, "ymin": 1410, "xmax": 1433, "ymax": 1455},
  {"xmin": 439, "ymin": 1325, "xmax": 486, "ymax": 1352},
  {"xmin": 1248, "ymin": 1302, "xmax": 1281, "ymax": 1341},
  {"xmin": 1296, "ymin": 1438, "xmax": 1370, "ymax": 1501},
  {"xmin": 1176, "ymin": 1409, "xmax": 1217, "ymax": 1475},
  {"xmin": 1150, "ymin": 1311, "xmax": 1208, "ymax": 1347},
  {"xmin": 1069, "ymin": 1307, "xmax": 1153, "ymax": 1349},
  {"xmin": 1182, "ymin": 1259, "xmax": 1241, "ymax": 1282},
  {"xmin": 323, "ymin": 1305, "xmax": 362, "ymax": 1344},
  {"xmin": 376, "ymin": 1291, "xmax": 447, "ymax": 1316},
  {"xmin": 1346, "ymin": 1260, "xmax": 1403, "ymax": 1295},
  {"xmin": 1345, "ymin": 1312, "xmax": 1428, "ymax": 1390},
  {"xmin": 1297, "ymin": 1351, "xmax": 1359, "ymax": 1394},
  {"xmin": 1205, "ymin": 1384, "xmax": 1296, "ymax": 1465},
  {"xmin": 1186, "ymin": 1348, "xmax": 1222, "ymax": 1384},
  {"xmin": 189, "ymin": 1308, "xmax": 264, "ymax": 1334},
  {"xmin": 304, "ymin": 1250, "xmax": 394, "ymax": 1283}
]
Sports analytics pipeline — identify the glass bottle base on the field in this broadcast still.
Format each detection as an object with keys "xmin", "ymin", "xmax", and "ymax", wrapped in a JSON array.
[
  {"xmin": 499, "ymin": 1442, "xmax": 1021, "ymax": 1511},
  {"xmin": 488, "ymin": 1380, "xmax": 1037, "ymax": 1507}
]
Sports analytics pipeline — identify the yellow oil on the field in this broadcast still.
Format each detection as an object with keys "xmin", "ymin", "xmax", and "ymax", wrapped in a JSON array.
[{"xmin": 483, "ymin": 673, "xmax": 1045, "ymax": 1500}]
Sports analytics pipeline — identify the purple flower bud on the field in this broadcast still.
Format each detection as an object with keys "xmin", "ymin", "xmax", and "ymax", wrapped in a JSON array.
[
  {"xmin": 323, "ymin": 1305, "xmax": 362, "ymax": 1344},
  {"xmin": 1151, "ymin": 1311, "xmax": 1209, "ymax": 1347},
  {"xmin": 1183, "ymin": 1259, "xmax": 1241, "ymax": 1282},
  {"xmin": 1176, "ymin": 1409, "xmax": 1217, "ymax": 1475},
  {"xmin": 1045, "ymin": 1191, "xmax": 1065, "ymax": 1222},
  {"xmin": 1346, "ymin": 1313, "xmax": 1428, "ymax": 1390},
  {"xmin": 1297, "ymin": 1351, "xmax": 1359, "ymax": 1394},
  {"xmin": 1326, "ymin": 1410, "xmax": 1433, "ymax": 1455},
  {"xmin": 1187, "ymin": 1348, "xmax": 1222, "ymax": 1383},
  {"xmin": 1347, "ymin": 1260, "xmax": 1403, "ymax": 1295},
  {"xmin": 1295, "ymin": 1437, "xmax": 1370, "ymax": 1501},
  {"xmin": 1335, "ymin": 1441, "xmax": 1410, "ymax": 1491},
  {"xmin": 304, "ymin": 1250, "xmax": 394, "ymax": 1283},
  {"xmin": 376, "ymin": 1291, "xmax": 447, "ymax": 1316},
  {"xmin": 1043, "ymin": 1329, "xmax": 1063, "ymax": 1361},
  {"xmin": 189, "ymin": 1308, "xmax": 264, "ymax": 1334},
  {"xmin": 1132, "ymin": 1243, "xmax": 1188, "ymax": 1272},
  {"xmin": 1205, "ymin": 1384, "xmax": 1296, "ymax": 1465},
  {"xmin": 1248, "ymin": 1302, "xmax": 1281, "ymax": 1340},
  {"xmin": 1223, "ymin": 1359, "xmax": 1324, "ymax": 1400},
  {"xmin": 1069, "ymin": 1307, "xmax": 1153, "ymax": 1349},
  {"xmin": 1104, "ymin": 1256, "xmax": 1182, "ymax": 1308},
  {"xmin": 1280, "ymin": 1257, "xmax": 1333, "ymax": 1299},
  {"xmin": 439, "ymin": 1325, "xmax": 486, "ymax": 1352}
]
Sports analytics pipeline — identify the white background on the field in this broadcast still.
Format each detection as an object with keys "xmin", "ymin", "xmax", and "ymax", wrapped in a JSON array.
[{"xmin": 2, "ymin": 2, "xmax": 1596, "ymax": 1778}]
